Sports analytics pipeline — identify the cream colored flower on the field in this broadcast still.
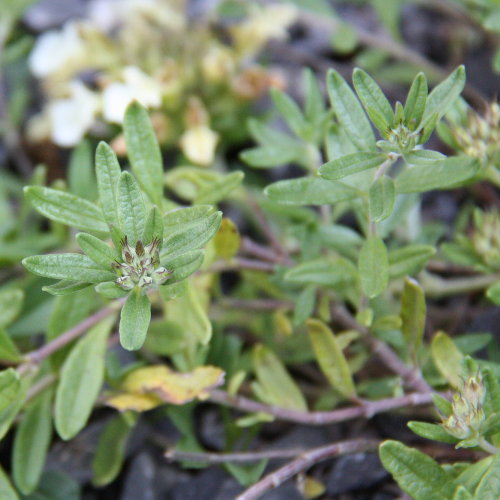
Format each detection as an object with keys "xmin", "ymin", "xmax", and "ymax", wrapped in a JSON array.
[
  {"xmin": 102, "ymin": 66, "xmax": 162, "ymax": 123},
  {"xmin": 29, "ymin": 22, "xmax": 85, "ymax": 78},
  {"xmin": 180, "ymin": 125, "xmax": 219, "ymax": 166},
  {"xmin": 48, "ymin": 81, "xmax": 100, "ymax": 147}
]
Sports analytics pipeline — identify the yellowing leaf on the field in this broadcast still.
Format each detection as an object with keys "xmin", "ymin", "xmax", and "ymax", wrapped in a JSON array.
[
  {"xmin": 108, "ymin": 365, "xmax": 225, "ymax": 411},
  {"xmin": 106, "ymin": 393, "xmax": 162, "ymax": 412},
  {"xmin": 213, "ymin": 217, "xmax": 240, "ymax": 260},
  {"xmin": 298, "ymin": 475, "xmax": 326, "ymax": 499}
]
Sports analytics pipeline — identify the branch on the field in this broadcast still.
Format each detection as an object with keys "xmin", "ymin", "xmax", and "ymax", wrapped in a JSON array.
[
  {"xmin": 165, "ymin": 448, "xmax": 305, "ymax": 464},
  {"xmin": 17, "ymin": 298, "xmax": 124, "ymax": 376},
  {"xmin": 240, "ymin": 237, "xmax": 285, "ymax": 264},
  {"xmin": 207, "ymin": 257, "xmax": 277, "ymax": 273},
  {"xmin": 235, "ymin": 439, "xmax": 380, "ymax": 500},
  {"xmin": 209, "ymin": 389, "xmax": 435, "ymax": 425},
  {"xmin": 331, "ymin": 304, "xmax": 432, "ymax": 393},
  {"xmin": 218, "ymin": 298, "xmax": 293, "ymax": 311}
]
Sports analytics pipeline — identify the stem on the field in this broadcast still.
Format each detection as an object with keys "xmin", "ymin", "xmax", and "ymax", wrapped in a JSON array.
[
  {"xmin": 165, "ymin": 448, "xmax": 306, "ymax": 464},
  {"xmin": 478, "ymin": 437, "xmax": 499, "ymax": 455},
  {"xmin": 206, "ymin": 257, "xmax": 276, "ymax": 273},
  {"xmin": 421, "ymin": 271, "xmax": 500, "ymax": 298},
  {"xmin": 209, "ymin": 389, "xmax": 435, "ymax": 425},
  {"xmin": 17, "ymin": 298, "xmax": 124, "ymax": 376},
  {"xmin": 218, "ymin": 298, "xmax": 293, "ymax": 311},
  {"xmin": 235, "ymin": 439, "xmax": 380, "ymax": 500},
  {"xmin": 240, "ymin": 238, "xmax": 284, "ymax": 263}
]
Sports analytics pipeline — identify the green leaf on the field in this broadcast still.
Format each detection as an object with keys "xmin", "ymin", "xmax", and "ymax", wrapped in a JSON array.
[
  {"xmin": 119, "ymin": 290, "xmax": 151, "ymax": 351},
  {"xmin": 379, "ymin": 440, "xmax": 457, "ymax": 500},
  {"xmin": 404, "ymin": 73, "xmax": 428, "ymax": 130},
  {"xmin": 68, "ymin": 140, "xmax": 97, "ymax": 201},
  {"xmin": 358, "ymin": 236, "xmax": 389, "ymax": 298},
  {"xmin": 161, "ymin": 250, "xmax": 205, "ymax": 284},
  {"xmin": 304, "ymin": 68, "xmax": 326, "ymax": 128},
  {"xmin": 225, "ymin": 460, "xmax": 268, "ymax": 487},
  {"xmin": 0, "ymin": 328, "xmax": 22, "ymax": 362},
  {"xmin": 353, "ymin": 68, "xmax": 394, "ymax": 130},
  {"xmin": 95, "ymin": 281, "xmax": 128, "ymax": 299},
  {"xmin": 142, "ymin": 206, "xmax": 164, "ymax": 246},
  {"xmin": 0, "ymin": 368, "xmax": 20, "ymax": 413},
  {"xmin": 285, "ymin": 258, "xmax": 357, "ymax": 287},
  {"xmin": 165, "ymin": 282, "xmax": 211, "ymax": 345},
  {"xmin": 95, "ymin": 141, "xmax": 121, "ymax": 228},
  {"xmin": 24, "ymin": 186, "xmax": 108, "ymax": 233},
  {"xmin": 404, "ymin": 149, "xmax": 445, "ymax": 166},
  {"xmin": 163, "ymin": 205, "xmax": 213, "ymax": 228},
  {"xmin": 76, "ymin": 233, "xmax": 116, "ymax": 270},
  {"xmin": 195, "ymin": 171, "xmax": 244, "ymax": 204},
  {"xmin": 369, "ymin": 175, "xmax": 395, "ymax": 222},
  {"xmin": 118, "ymin": 172, "xmax": 147, "ymax": 246},
  {"xmin": 319, "ymin": 152, "xmax": 386, "ymax": 180},
  {"xmin": 270, "ymin": 88, "xmax": 306, "ymax": 138},
  {"xmin": 0, "ymin": 375, "xmax": 29, "ymax": 441},
  {"xmin": 22, "ymin": 253, "xmax": 116, "ymax": 283},
  {"xmin": 389, "ymin": 244, "xmax": 436, "ymax": 278},
  {"xmin": 143, "ymin": 320, "xmax": 188, "ymax": 356},
  {"xmin": 401, "ymin": 278, "xmax": 426, "ymax": 355},
  {"xmin": 0, "ymin": 466, "xmax": 19, "ymax": 500},
  {"xmin": 92, "ymin": 413, "xmax": 136, "ymax": 487},
  {"xmin": 0, "ymin": 288, "xmax": 23, "ymax": 328},
  {"xmin": 421, "ymin": 66, "xmax": 466, "ymax": 129},
  {"xmin": 486, "ymin": 282, "xmax": 500, "ymax": 305},
  {"xmin": 408, "ymin": 421, "xmax": 458, "ymax": 444},
  {"xmin": 161, "ymin": 211, "xmax": 222, "ymax": 259},
  {"xmin": 123, "ymin": 101, "xmax": 163, "ymax": 206},
  {"xmin": 307, "ymin": 319, "xmax": 356, "ymax": 398},
  {"xmin": 25, "ymin": 469, "xmax": 80, "ymax": 500},
  {"xmin": 474, "ymin": 453, "xmax": 500, "ymax": 500},
  {"xmin": 326, "ymin": 69, "xmax": 375, "ymax": 151},
  {"xmin": 42, "ymin": 280, "xmax": 91, "ymax": 296},
  {"xmin": 431, "ymin": 331, "xmax": 464, "ymax": 388},
  {"xmin": 265, "ymin": 177, "xmax": 357, "ymax": 205},
  {"xmin": 396, "ymin": 157, "xmax": 480, "ymax": 193},
  {"xmin": 240, "ymin": 146, "xmax": 299, "ymax": 168},
  {"xmin": 252, "ymin": 344, "xmax": 307, "ymax": 411},
  {"xmin": 293, "ymin": 285, "xmax": 316, "ymax": 326},
  {"xmin": 457, "ymin": 456, "xmax": 494, "ymax": 494},
  {"xmin": 55, "ymin": 317, "xmax": 114, "ymax": 440},
  {"xmin": 13, "ymin": 390, "xmax": 53, "ymax": 494}
]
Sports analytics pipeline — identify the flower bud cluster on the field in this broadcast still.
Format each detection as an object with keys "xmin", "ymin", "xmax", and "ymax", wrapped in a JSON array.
[
  {"xmin": 471, "ymin": 209, "xmax": 500, "ymax": 271},
  {"xmin": 387, "ymin": 122, "xmax": 419, "ymax": 152},
  {"xmin": 441, "ymin": 371, "xmax": 486, "ymax": 442},
  {"xmin": 112, "ymin": 237, "xmax": 171, "ymax": 291},
  {"xmin": 451, "ymin": 102, "xmax": 500, "ymax": 164}
]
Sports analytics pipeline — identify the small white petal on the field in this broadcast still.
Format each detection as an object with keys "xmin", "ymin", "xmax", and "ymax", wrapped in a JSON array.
[{"xmin": 180, "ymin": 126, "xmax": 219, "ymax": 166}]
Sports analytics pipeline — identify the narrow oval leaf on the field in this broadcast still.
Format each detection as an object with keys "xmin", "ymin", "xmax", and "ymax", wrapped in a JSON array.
[
  {"xmin": 265, "ymin": 177, "xmax": 357, "ymax": 205},
  {"xmin": 0, "ymin": 376, "xmax": 29, "ymax": 441},
  {"xmin": 161, "ymin": 211, "xmax": 222, "ymax": 259},
  {"xmin": 22, "ymin": 253, "xmax": 116, "ymax": 283},
  {"xmin": 306, "ymin": 319, "xmax": 356, "ymax": 398},
  {"xmin": 353, "ymin": 68, "xmax": 394, "ymax": 129},
  {"xmin": 118, "ymin": 172, "xmax": 147, "ymax": 246},
  {"xmin": 213, "ymin": 217, "xmax": 240, "ymax": 260},
  {"xmin": 389, "ymin": 244, "xmax": 436, "ymax": 278},
  {"xmin": 369, "ymin": 175, "xmax": 396, "ymax": 222},
  {"xmin": 123, "ymin": 101, "xmax": 163, "ymax": 206},
  {"xmin": 285, "ymin": 258, "xmax": 357, "ymax": 287},
  {"xmin": 163, "ymin": 205, "xmax": 213, "ymax": 228},
  {"xmin": 42, "ymin": 280, "xmax": 91, "ymax": 296},
  {"xmin": 471, "ymin": 453, "xmax": 500, "ymax": 500},
  {"xmin": 404, "ymin": 72, "xmax": 427, "ymax": 130},
  {"xmin": 0, "ymin": 289, "xmax": 23, "ymax": 328},
  {"xmin": 76, "ymin": 233, "xmax": 116, "ymax": 270},
  {"xmin": 142, "ymin": 206, "xmax": 164, "ymax": 246},
  {"xmin": 161, "ymin": 250, "xmax": 204, "ymax": 284},
  {"xmin": 195, "ymin": 171, "xmax": 244, "ymax": 205},
  {"xmin": 119, "ymin": 290, "xmax": 151, "ymax": 351},
  {"xmin": 379, "ymin": 440, "xmax": 457, "ymax": 500},
  {"xmin": 252, "ymin": 344, "xmax": 307, "ymax": 411},
  {"xmin": 401, "ymin": 278, "xmax": 426, "ymax": 355},
  {"xmin": 95, "ymin": 141, "xmax": 121, "ymax": 228},
  {"xmin": 421, "ymin": 65, "xmax": 466, "ymax": 128},
  {"xmin": 319, "ymin": 152, "xmax": 386, "ymax": 180},
  {"xmin": 0, "ymin": 329, "xmax": 22, "ymax": 362},
  {"xmin": 92, "ymin": 413, "xmax": 136, "ymax": 487},
  {"xmin": 0, "ymin": 466, "xmax": 19, "ymax": 500},
  {"xmin": 431, "ymin": 331, "xmax": 464, "ymax": 388},
  {"xmin": 95, "ymin": 281, "xmax": 128, "ymax": 299},
  {"xmin": 24, "ymin": 186, "xmax": 108, "ymax": 233},
  {"xmin": 55, "ymin": 316, "xmax": 114, "ymax": 440},
  {"xmin": 293, "ymin": 285, "xmax": 316, "ymax": 326},
  {"xmin": 407, "ymin": 421, "xmax": 458, "ymax": 444},
  {"xmin": 358, "ymin": 236, "xmax": 389, "ymax": 298},
  {"xmin": 13, "ymin": 390, "xmax": 53, "ymax": 494},
  {"xmin": 396, "ymin": 157, "xmax": 480, "ymax": 193},
  {"xmin": 270, "ymin": 88, "xmax": 306, "ymax": 138},
  {"xmin": 0, "ymin": 369, "xmax": 20, "ymax": 412},
  {"xmin": 326, "ymin": 69, "xmax": 376, "ymax": 151}
]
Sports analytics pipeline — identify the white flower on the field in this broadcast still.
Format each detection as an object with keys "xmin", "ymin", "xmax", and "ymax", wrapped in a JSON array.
[
  {"xmin": 48, "ymin": 81, "xmax": 100, "ymax": 147},
  {"xmin": 102, "ymin": 66, "xmax": 162, "ymax": 123},
  {"xmin": 29, "ymin": 22, "xmax": 85, "ymax": 78},
  {"xmin": 180, "ymin": 125, "xmax": 219, "ymax": 166}
]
